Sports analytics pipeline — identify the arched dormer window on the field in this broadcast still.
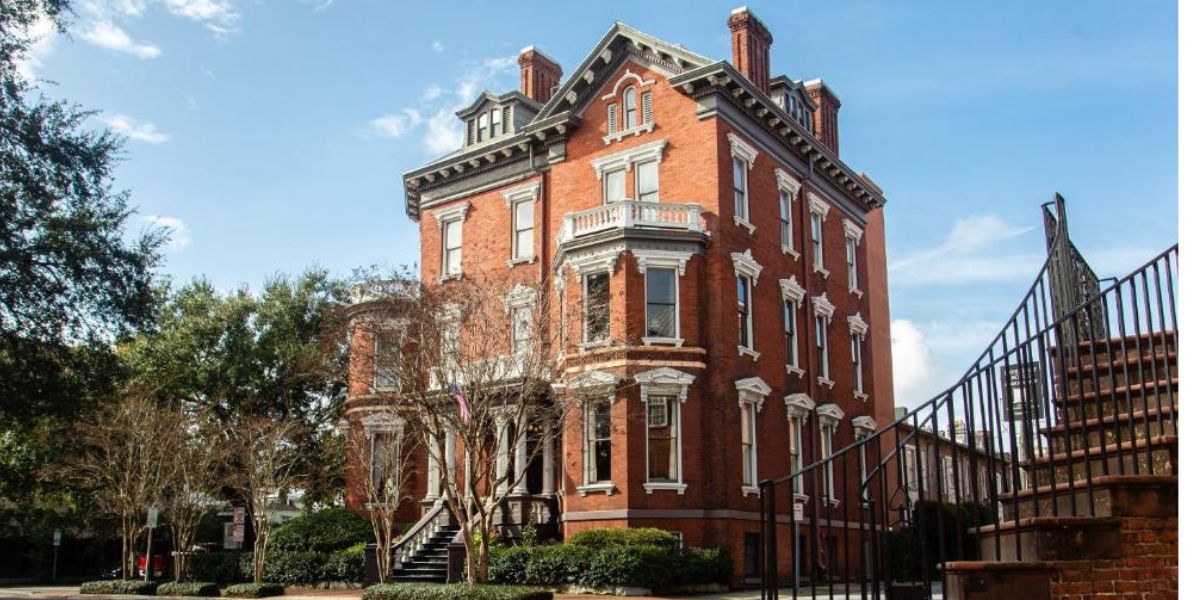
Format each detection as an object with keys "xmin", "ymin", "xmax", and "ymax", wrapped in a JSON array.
[{"xmin": 623, "ymin": 86, "xmax": 638, "ymax": 130}]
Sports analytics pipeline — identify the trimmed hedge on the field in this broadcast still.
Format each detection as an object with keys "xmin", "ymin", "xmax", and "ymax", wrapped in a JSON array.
[
  {"xmin": 270, "ymin": 508, "xmax": 372, "ymax": 553},
  {"xmin": 157, "ymin": 582, "xmax": 220, "ymax": 597},
  {"xmin": 80, "ymin": 580, "xmax": 160, "ymax": 595},
  {"xmin": 188, "ymin": 553, "xmax": 252, "ymax": 584},
  {"xmin": 363, "ymin": 583, "xmax": 551, "ymax": 600},
  {"xmin": 489, "ymin": 541, "xmax": 731, "ymax": 589},
  {"xmin": 188, "ymin": 545, "xmax": 364, "ymax": 585},
  {"xmin": 220, "ymin": 582, "xmax": 285, "ymax": 598},
  {"xmin": 565, "ymin": 527, "xmax": 679, "ymax": 550}
]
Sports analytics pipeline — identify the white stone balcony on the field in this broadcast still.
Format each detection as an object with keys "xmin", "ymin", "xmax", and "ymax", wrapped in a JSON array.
[{"xmin": 558, "ymin": 200, "xmax": 705, "ymax": 245}]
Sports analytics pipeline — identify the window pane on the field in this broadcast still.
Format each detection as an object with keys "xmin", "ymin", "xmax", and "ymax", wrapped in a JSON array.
[
  {"xmin": 585, "ymin": 273, "xmax": 610, "ymax": 342},
  {"xmin": 516, "ymin": 229, "xmax": 533, "ymax": 259},
  {"xmin": 516, "ymin": 200, "xmax": 534, "ymax": 228},
  {"xmin": 623, "ymin": 87, "xmax": 637, "ymax": 128},
  {"xmin": 647, "ymin": 395, "xmax": 677, "ymax": 482},
  {"xmin": 737, "ymin": 276, "xmax": 750, "ymax": 347},
  {"xmin": 645, "ymin": 268, "xmax": 676, "ymax": 339},
  {"xmin": 780, "ymin": 192, "xmax": 792, "ymax": 246},
  {"xmin": 446, "ymin": 220, "xmax": 462, "ymax": 247},
  {"xmin": 591, "ymin": 403, "xmax": 612, "ymax": 482},
  {"xmin": 604, "ymin": 170, "xmax": 625, "ymax": 203},
  {"xmin": 733, "ymin": 159, "xmax": 746, "ymax": 218},
  {"xmin": 446, "ymin": 247, "xmax": 462, "ymax": 274},
  {"xmin": 636, "ymin": 161, "xmax": 659, "ymax": 203}
]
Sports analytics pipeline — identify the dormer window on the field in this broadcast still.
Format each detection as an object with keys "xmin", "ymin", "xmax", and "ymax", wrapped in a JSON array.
[
  {"xmin": 603, "ymin": 70, "xmax": 656, "ymax": 144},
  {"xmin": 490, "ymin": 108, "xmax": 501, "ymax": 138},
  {"xmin": 477, "ymin": 112, "xmax": 489, "ymax": 142}
]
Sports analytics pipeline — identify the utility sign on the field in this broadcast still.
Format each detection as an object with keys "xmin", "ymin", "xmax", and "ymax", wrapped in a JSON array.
[
  {"xmin": 147, "ymin": 506, "xmax": 159, "ymax": 529},
  {"xmin": 230, "ymin": 507, "xmax": 246, "ymax": 543},
  {"xmin": 793, "ymin": 498, "xmax": 805, "ymax": 521},
  {"xmin": 52, "ymin": 529, "xmax": 62, "ymax": 546}
]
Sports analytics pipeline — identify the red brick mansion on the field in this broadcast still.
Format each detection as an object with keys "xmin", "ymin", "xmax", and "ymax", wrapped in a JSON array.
[{"xmin": 345, "ymin": 7, "xmax": 896, "ymax": 582}]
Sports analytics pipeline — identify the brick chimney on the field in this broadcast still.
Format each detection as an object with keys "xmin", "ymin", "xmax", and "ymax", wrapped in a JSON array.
[
  {"xmin": 518, "ymin": 46, "xmax": 562, "ymax": 105},
  {"xmin": 804, "ymin": 79, "xmax": 841, "ymax": 156},
  {"xmin": 727, "ymin": 6, "xmax": 773, "ymax": 92}
]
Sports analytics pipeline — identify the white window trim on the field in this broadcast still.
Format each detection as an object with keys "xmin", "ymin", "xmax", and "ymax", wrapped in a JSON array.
[
  {"xmin": 731, "ymin": 250, "xmax": 763, "ymax": 359},
  {"xmin": 504, "ymin": 285, "xmax": 537, "ymax": 357},
  {"xmin": 580, "ymin": 270, "xmax": 613, "ymax": 350},
  {"xmin": 848, "ymin": 313, "xmax": 869, "ymax": 399},
  {"xmin": 504, "ymin": 183, "xmax": 540, "ymax": 266},
  {"xmin": 591, "ymin": 139, "xmax": 667, "ymax": 181},
  {"xmin": 371, "ymin": 320, "xmax": 406, "ymax": 392},
  {"xmin": 812, "ymin": 293, "xmax": 836, "ymax": 388},
  {"xmin": 843, "ymin": 219, "xmax": 864, "ymax": 296},
  {"xmin": 776, "ymin": 169, "xmax": 802, "ymax": 258},
  {"xmin": 816, "ymin": 403, "xmax": 844, "ymax": 506},
  {"xmin": 634, "ymin": 249, "xmax": 693, "ymax": 347},
  {"xmin": 433, "ymin": 203, "xmax": 469, "ymax": 282},
  {"xmin": 808, "ymin": 192, "xmax": 831, "ymax": 278},
  {"xmin": 601, "ymin": 70, "xmax": 657, "ymax": 144},
  {"xmin": 729, "ymin": 134, "xmax": 759, "ymax": 234},
  {"xmin": 567, "ymin": 372, "xmax": 619, "ymax": 496},
  {"xmin": 780, "ymin": 276, "xmax": 807, "ymax": 375},
  {"xmin": 736, "ymin": 377, "xmax": 770, "ymax": 496},
  {"xmin": 635, "ymin": 367, "xmax": 695, "ymax": 494},
  {"xmin": 785, "ymin": 393, "xmax": 814, "ymax": 498}
]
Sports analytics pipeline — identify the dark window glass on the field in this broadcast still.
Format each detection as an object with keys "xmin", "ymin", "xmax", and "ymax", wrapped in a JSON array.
[
  {"xmin": 645, "ymin": 268, "xmax": 676, "ymax": 338},
  {"xmin": 737, "ymin": 275, "xmax": 751, "ymax": 347},
  {"xmin": 585, "ymin": 273, "xmax": 610, "ymax": 343}
]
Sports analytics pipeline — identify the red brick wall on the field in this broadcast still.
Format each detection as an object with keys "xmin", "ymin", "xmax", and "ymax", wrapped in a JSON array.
[{"xmin": 1049, "ymin": 516, "xmax": 1178, "ymax": 600}]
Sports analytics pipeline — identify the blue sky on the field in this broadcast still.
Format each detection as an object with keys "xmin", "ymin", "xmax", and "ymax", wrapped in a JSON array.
[{"xmin": 21, "ymin": 0, "xmax": 1177, "ymax": 406}]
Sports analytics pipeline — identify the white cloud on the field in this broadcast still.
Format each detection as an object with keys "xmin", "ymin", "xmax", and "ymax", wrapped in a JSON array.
[
  {"xmin": 143, "ymin": 214, "xmax": 191, "ymax": 250},
  {"xmin": 421, "ymin": 84, "xmax": 445, "ymax": 102},
  {"xmin": 15, "ymin": 13, "xmax": 58, "ymax": 81},
  {"xmin": 891, "ymin": 317, "xmax": 1005, "ymax": 408},
  {"xmin": 159, "ymin": 0, "xmax": 238, "ymax": 25},
  {"xmin": 365, "ymin": 110, "xmax": 422, "ymax": 139},
  {"xmin": 80, "ymin": 20, "xmax": 161, "ymax": 58},
  {"xmin": 432, "ymin": 40, "xmax": 445, "ymax": 53},
  {"xmin": 891, "ymin": 214, "xmax": 1041, "ymax": 286},
  {"xmin": 891, "ymin": 319, "xmax": 940, "ymax": 407},
  {"xmin": 363, "ymin": 54, "xmax": 517, "ymax": 157},
  {"xmin": 101, "ymin": 114, "xmax": 169, "ymax": 144}
]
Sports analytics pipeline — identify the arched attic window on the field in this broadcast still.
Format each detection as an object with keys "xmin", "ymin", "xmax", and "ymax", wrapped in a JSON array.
[{"xmin": 623, "ymin": 86, "xmax": 638, "ymax": 130}]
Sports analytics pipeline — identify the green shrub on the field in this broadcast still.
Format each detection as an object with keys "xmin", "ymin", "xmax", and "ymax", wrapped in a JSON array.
[
  {"xmin": 188, "ymin": 552, "xmax": 252, "ymax": 584},
  {"xmin": 262, "ymin": 548, "xmax": 364, "ymax": 584},
  {"xmin": 490, "ymin": 541, "xmax": 731, "ymax": 589},
  {"xmin": 363, "ymin": 583, "xmax": 551, "ymax": 600},
  {"xmin": 220, "ymin": 582, "xmax": 284, "ymax": 598},
  {"xmin": 157, "ymin": 581, "xmax": 220, "ymax": 597},
  {"xmin": 80, "ymin": 580, "xmax": 160, "ymax": 595},
  {"xmin": 566, "ymin": 527, "xmax": 679, "ymax": 551},
  {"xmin": 270, "ymin": 508, "xmax": 372, "ymax": 553}
]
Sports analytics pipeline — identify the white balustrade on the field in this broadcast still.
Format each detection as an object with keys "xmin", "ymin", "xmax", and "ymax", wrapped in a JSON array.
[{"xmin": 559, "ymin": 201, "xmax": 704, "ymax": 244}]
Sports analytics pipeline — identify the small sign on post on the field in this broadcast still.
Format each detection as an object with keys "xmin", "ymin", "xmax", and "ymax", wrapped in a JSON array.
[
  {"xmin": 147, "ymin": 506, "xmax": 159, "ymax": 529},
  {"xmin": 144, "ymin": 506, "xmax": 158, "ymax": 582},
  {"xmin": 792, "ymin": 498, "xmax": 805, "ymax": 521},
  {"xmin": 52, "ymin": 529, "xmax": 61, "ymax": 581},
  {"xmin": 52, "ymin": 529, "xmax": 62, "ymax": 546}
]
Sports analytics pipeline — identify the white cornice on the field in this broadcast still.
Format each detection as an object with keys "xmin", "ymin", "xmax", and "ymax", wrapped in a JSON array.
[
  {"xmin": 848, "ymin": 312, "xmax": 869, "ymax": 336},
  {"xmin": 727, "ymin": 133, "xmax": 759, "ymax": 168},
  {"xmin": 811, "ymin": 292, "xmax": 835, "ymax": 318},
  {"xmin": 779, "ymin": 275, "xmax": 806, "ymax": 303},
  {"xmin": 591, "ymin": 139, "xmax": 667, "ymax": 178},
  {"xmin": 730, "ymin": 249, "xmax": 763, "ymax": 283},
  {"xmin": 502, "ymin": 182, "xmax": 540, "ymax": 208},
  {"xmin": 775, "ymin": 168, "xmax": 802, "ymax": 195}
]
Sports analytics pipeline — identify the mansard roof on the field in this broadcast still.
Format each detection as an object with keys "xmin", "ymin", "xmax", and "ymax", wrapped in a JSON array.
[{"xmin": 455, "ymin": 90, "xmax": 542, "ymax": 119}]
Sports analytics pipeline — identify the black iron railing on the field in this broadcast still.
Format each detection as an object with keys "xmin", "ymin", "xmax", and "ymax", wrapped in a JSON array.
[{"xmin": 759, "ymin": 197, "xmax": 1178, "ymax": 600}]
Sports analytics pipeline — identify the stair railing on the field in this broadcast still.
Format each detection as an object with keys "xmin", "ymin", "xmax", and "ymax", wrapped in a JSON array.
[
  {"xmin": 393, "ymin": 498, "xmax": 448, "ymax": 568},
  {"xmin": 758, "ymin": 197, "xmax": 1178, "ymax": 600}
]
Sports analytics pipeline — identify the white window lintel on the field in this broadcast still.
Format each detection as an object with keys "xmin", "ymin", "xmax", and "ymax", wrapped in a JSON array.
[
  {"xmin": 591, "ymin": 139, "xmax": 667, "ymax": 179},
  {"xmin": 730, "ymin": 249, "xmax": 764, "ymax": 284},
  {"xmin": 727, "ymin": 133, "xmax": 759, "ymax": 168}
]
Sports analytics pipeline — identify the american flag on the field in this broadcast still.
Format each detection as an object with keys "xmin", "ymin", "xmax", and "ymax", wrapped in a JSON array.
[{"xmin": 448, "ymin": 383, "xmax": 470, "ymax": 423}]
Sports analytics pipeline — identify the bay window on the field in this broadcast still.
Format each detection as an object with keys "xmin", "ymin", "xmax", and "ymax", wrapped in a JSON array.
[
  {"xmin": 635, "ymin": 367, "xmax": 694, "ymax": 494},
  {"xmin": 635, "ymin": 160, "xmax": 659, "ymax": 203},
  {"xmin": 584, "ymin": 273, "xmax": 610, "ymax": 344},
  {"xmin": 604, "ymin": 169, "xmax": 625, "ymax": 203},
  {"xmin": 645, "ymin": 268, "xmax": 676, "ymax": 339}
]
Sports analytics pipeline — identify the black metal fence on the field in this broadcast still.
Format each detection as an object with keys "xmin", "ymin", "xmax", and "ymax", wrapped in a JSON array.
[{"xmin": 759, "ymin": 197, "xmax": 1178, "ymax": 600}]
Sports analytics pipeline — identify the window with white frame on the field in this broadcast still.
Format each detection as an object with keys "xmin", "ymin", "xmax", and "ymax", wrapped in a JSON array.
[
  {"xmin": 808, "ymin": 193, "xmax": 830, "ymax": 276},
  {"xmin": 433, "ymin": 204, "xmax": 469, "ymax": 279},
  {"xmin": 373, "ymin": 328, "xmax": 402, "ymax": 391},
  {"xmin": 645, "ymin": 268, "xmax": 676, "ymax": 339},
  {"xmin": 635, "ymin": 367, "xmax": 694, "ymax": 493},
  {"xmin": 812, "ymin": 294, "xmax": 835, "ymax": 385},
  {"xmin": 728, "ymin": 134, "xmax": 759, "ymax": 231},
  {"xmin": 735, "ymin": 378, "xmax": 770, "ymax": 495},
  {"xmin": 504, "ymin": 184, "xmax": 539, "ymax": 264},
  {"xmin": 591, "ymin": 139, "xmax": 666, "ymax": 204},
  {"xmin": 367, "ymin": 424, "xmax": 403, "ymax": 498},
  {"xmin": 635, "ymin": 160, "xmax": 659, "ymax": 203},
  {"xmin": 780, "ymin": 276, "xmax": 806, "ymax": 374},
  {"xmin": 584, "ymin": 401, "xmax": 612, "ymax": 485},
  {"xmin": 731, "ymin": 250, "xmax": 763, "ymax": 358},
  {"xmin": 816, "ymin": 404, "xmax": 844, "ymax": 505},
  {"xmin": 490, "ymin": 108, "xmax": 501, "ymax": 138},
  {"xmin": 785, "ymin": 394, "xmax": 813, "ymax": 498},
  {"xmin": 646, "ymin": 394, "xmax": 678, "ymax": 483},
  {"xmin": 623, "ymin": 86, "xmax": 638, "ymax": 130},
  {"xmin": 852, "ymin": 417, "xmax": 876, "ymax": 503},
  {"xmin": 903, "ymin": 445, "xmax": 918, "ymax": 493},
  {"xmin": 584, "ymin": 272, "xmax": 610, "ymax": 344},
  {"xmin": 942, "ymin": 455, "xmax": 957, "ymax": 502},
  {"xmin": 511, "ymin": 305, "xmax": 532, "ymax": 354},
  {"xmin": 776, "ymin": 169, "xmax": 802, "ymax": 257},
  {"xmin": 848, "ymin": 313, "xmax": 869, "ymax": 397},
  {"xmin": 844, "ymin": 220, "xmax": 863, "ymax": 294}
]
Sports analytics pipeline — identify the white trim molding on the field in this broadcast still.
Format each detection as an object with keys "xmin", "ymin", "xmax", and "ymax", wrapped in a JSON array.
[
  {"xmin": 784, "ymin": 393, "xmax": 815, "ymax": 421},
  {"xmin": 736, "ymin": 377, "xmax": 769, "ymax": 497},
  {"xmin": 735, "ymin": 377, "xmax": 771, "ymax": 411},
  {"xmin": 730, "ymin": 249, "xmax": 764, "ymax": 284},
  {"xmin": 634, "ymin": 367, "xmax": 696, "ymax": 397},
  {"xmin": 780, "ymin": 275, "xmax": 807, "ymax": 303},
  {"xmin": 842, "ymin": 218, "xmax": 864, "ymax": 243},
  {"xmin": 775, "ymin": 168, "xmax": 802, "ymax": 195},
  {"xmin": 807, "ymin": 192, "xmax": 831, "ymax": 219},
  {"xmin": 502, "ymin": 182, "xmax": 541, "ymax": 208},
  {"xmin": 811, "ymin": 293, "xmax": 836, "ymax": 318},
  {"xmin": 591, "ymin": 139, "xmax": 667, "ymax": 179},
  {"xmin": 727, "ymin": 133, "xmax": 759, "ymax": 169},
  {"xmin": 635, "ymin": 367, "xmax": 693, "ymax": 495},
  {"xmin": 565, "ymin": 246, "xmax": 623, "ymax": 281},
  {"xmin": 817, "ymin": 403, "xmax": 845, "ymax": 430},
  {"xmin": 632, "ymin": 248, "xmax": 695, "ymax": 277},
  {"xmin": 432, "ymin": 202, "xmax": 469, "ymax": 225},
  {"xmin": 852, "ymin": 415, "xmax": 878, "ymax": 438},
  {"xmin": 601, "ymin": 69, "xmax": 657, "ymax": 100},
  {"xmin": 848, "ymin": 312, "xmax": 869, "ymax": 336}
]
